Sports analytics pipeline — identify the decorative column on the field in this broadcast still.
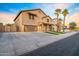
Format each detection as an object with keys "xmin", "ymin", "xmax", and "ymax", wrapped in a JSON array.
[{"xmin": 47, "ymin": 25, "xmax": 49, "ymax": 32}]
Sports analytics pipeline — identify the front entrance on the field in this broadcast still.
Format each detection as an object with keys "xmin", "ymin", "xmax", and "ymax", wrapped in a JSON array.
[
  {"xmin": 24, "ymin": 25, "xmax": 37, "ymax": 32},
  {"xmin": 49, "ymin": 25, "xmax": 52, "ymax": 31},
  {"xmin": 43, "ymin": 24, "xmax": 52, "ymax": 32},
  {"xmin": 43, "ymin": 24, "xmax": 47, "ymax": 32}
]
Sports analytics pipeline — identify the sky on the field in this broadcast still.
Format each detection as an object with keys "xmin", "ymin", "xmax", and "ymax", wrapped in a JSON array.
[{"xmin": 0, "ymin": 3, "xmax": 79, "ymax": 27}]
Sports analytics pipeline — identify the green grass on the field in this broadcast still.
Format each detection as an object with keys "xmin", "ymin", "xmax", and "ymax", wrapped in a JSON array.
[
  {"xmin": 46, "ymin": 31, "xmax": 65, "ymax": 35},
  {"xmin": 71, "ymin": 28, "xmax": 79, "ymax": 31}
]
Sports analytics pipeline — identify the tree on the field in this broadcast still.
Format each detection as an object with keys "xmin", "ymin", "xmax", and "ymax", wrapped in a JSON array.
[
  {"xmin": 62, "ymin": 9, "xmax": 69, "ymax": 32},
  {"xmin": 69, "ymin": 22, "xmax": 76, "ymax": 29},
  {"xmin": 54, "ymin": 9, "xmax": 61, "ymax": 32}
]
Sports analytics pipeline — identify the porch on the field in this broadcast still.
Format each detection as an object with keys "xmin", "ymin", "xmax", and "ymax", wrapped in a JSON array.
[{"xmin": 38, "ymin": 23, "xmax": 53, "ymax": 32}]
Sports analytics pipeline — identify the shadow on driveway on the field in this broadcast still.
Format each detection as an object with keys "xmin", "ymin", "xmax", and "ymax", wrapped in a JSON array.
[{"xmin": 21, "ymin": 32, "xmax": 79, "ymax": 56}]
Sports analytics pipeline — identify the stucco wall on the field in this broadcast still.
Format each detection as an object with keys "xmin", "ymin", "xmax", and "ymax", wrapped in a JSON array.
[
  {"xmin": 10, "ymin": 24, "xmax": 17, "ymax": 32},
  {"xmin": 22, "ymin": 10, "xmax": 47, "ymax": 26},
  {"xmin": 4, "ymin": 25, "xmax": 11, "ymax": 32},
  {"xmin": 14, "ymin": 13, "xmax": 24, "ymax": 32},
  {"xmin": 0, "ymin": 23, "xmax": 3, "ymax": 32}
]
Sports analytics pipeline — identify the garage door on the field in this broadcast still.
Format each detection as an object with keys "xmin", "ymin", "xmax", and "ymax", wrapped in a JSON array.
[{"xmin": 24, "ymin": 25, "xmax": 37, "ymax": 32}]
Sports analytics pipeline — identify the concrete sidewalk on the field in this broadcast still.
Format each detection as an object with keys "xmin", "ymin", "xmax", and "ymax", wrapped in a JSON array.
[{"xmin": 0, "ymin": 31, "xmax": 78, "ymax": 56}]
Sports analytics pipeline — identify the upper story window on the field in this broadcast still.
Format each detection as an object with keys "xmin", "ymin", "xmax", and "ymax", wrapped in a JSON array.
[
  {"xmin": 47, "ymin": 19, "xmax": 49, "ymax": 22},
  {"xmin": 28, "ymin": 13, "xmax": 37, "ymax": 20}
]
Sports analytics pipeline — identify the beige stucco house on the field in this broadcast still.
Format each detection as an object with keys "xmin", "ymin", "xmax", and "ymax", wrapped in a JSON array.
[{"xmin": 14, "ymin": 9, "xmax": 54, "ymax": 32}]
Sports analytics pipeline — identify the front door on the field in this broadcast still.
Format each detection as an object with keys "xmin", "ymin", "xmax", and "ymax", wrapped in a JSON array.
[
  {"xmin": 43, "ymin": 24, "xmax": 52, "ymax": 32},
  {"xmin": 43, "ymin": 24, "xmax": 47, "ymax": 32}
]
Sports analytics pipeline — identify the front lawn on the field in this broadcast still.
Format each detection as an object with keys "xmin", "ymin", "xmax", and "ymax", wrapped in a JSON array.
[
  {"xmin": 46, "ymin": 31, "xmax": 65, "ymax": 35},
  {"xmin": 71, "ymin": 28, "xmax": 79, "ymax": 31}
]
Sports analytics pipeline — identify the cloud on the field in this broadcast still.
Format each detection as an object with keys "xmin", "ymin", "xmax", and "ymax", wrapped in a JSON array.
[
  {"xmin": 42, "ymin": 3, "xmax": 72, "ymax": 9},
  {"xmin": 69, "ymin": 13, "xmax": 79, "ymax": 23},
  {"xmin": 41, "ymin": 3, "xmax": 71, "ymax": 8},
  {"xmin": 69, "ymin": 12, "xmax": 79, "ymax": 27},
  {"xmin": 0, "ymin": 12, "xmax": 16, "ymax": 25},
  {"xmin": 54, "ymin": 3, "xmax": 71, "ymax": 9}
]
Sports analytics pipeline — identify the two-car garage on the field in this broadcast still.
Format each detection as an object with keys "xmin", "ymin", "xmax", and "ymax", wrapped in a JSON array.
[{"xmin": 24, "ymin": 25, "xmax": 37, "ymax": 32}]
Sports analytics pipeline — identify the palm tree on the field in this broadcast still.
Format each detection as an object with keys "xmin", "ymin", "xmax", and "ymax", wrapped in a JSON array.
[
  {"xmin": 54, "ymin": 9, "xmax": 61, "ymax": 32},
  {"xmin": 62, "ymin": 9, "xmax": 69, "ymax": 32}
]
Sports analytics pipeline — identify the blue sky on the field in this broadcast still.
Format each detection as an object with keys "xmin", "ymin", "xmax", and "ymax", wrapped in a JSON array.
[
  {"xmin": 0, "ymin": 3, "xmax": 79, "ymax": 26},
  {"xmin": 0, "ymin": 3, "xmax": 77, "ymax": 14}
]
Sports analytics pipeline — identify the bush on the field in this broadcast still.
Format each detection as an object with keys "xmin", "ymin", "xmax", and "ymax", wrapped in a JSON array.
[{"xmin": 46, "ymin": 31, "xmax": 65, "ymax": 35}]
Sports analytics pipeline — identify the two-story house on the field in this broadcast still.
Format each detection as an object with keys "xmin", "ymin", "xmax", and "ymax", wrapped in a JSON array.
[{"xmin": 14, "ymin": 9, "xmax": 54, "ymax": 32}]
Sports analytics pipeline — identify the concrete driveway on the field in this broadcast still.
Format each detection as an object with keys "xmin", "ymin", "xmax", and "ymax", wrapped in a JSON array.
[{"xmin": 0, "ymin": 32, "xmax": 78, "ymax": 56}]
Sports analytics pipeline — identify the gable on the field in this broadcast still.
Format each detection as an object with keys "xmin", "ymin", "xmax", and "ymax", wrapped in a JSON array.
[
  {"xmin": 14, "ymin": 9, "xmax": 48, "ymax": 21},
  {"xmin": 42, "ymin": 16, "xmax": 53, "ymax": 24}
]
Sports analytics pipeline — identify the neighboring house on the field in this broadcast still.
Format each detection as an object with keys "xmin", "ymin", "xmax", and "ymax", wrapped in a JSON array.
[
  {"xmin": 0, "ymin": 23, "xmax": 4, "ymax": 32},
  {"xmin": 52, "ymin": 18, "xmax": 63, "ymax": 32},
  {"xmin": 14, "ymin": 9, "xmax": 54, "ymax": 32},
  {"xmin": 4, "ymin": 24, "xmax": 17, "ymax": 32},
  {"xmin": 57, "ymin": 19, "xmax": 63, "ymax": 32},
  {"xmin": 52, "ymin": 18, "xmax": 57, "ymax": 31},
  {"xmin": 10, "ymin": 24, "xmax": 17, "ymax": 32},
  {"xmin": 4, "ymin": 24, "xmax": 11, "ymax": 32}
]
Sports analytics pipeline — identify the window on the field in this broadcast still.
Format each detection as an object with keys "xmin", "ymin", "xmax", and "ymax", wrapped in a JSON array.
[
  {"xmin": 47, "ymin": 19, "xmax": 49, "ymax": 22},
  {"xmin": 28, "ymin": 13, "xmax": 37, "ymax": 20}
]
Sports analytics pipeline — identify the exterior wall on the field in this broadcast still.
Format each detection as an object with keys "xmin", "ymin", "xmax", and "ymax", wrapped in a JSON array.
[
  {"xmin": 53, "ymin": 25, "xmax": 57, "ymax": 31},
  {"xmin": 41, "ymin": 24, "xmax": 51, "ymax": 32},
  {"xmin": 0, "ymin": 23, "xmax": 23, "ymax": 32},
  {"xmin": 2, "ymin": 26, "xmax": 5, "ymax": 32},
  {"xmin": 4, "ymin": 25, "xmax": 11, "ymax": 32},
  {"xmin": 0, "ymin": 23, "xmax": 3, "ymax": 32},
  {"xmin": 22, "ymin": 12, "xmax": 38, "ymax": 26},
  {"xmin": 14, "ymin": 13, "xmax": 24, "ymax": 32},
  {"xmin": 10, "ymin": 24, "xmax": 17, "ymax": 32},
  {"xmin": 52, "ymin": 20, "xmax": 57, "ymax": 31},
  {"xmin": 42, "ymin": 17, "xmax": 54, "ymax": 32},
  {"xmin": 22, "ymin": 10, "xmax": 47, "ymax": 26},
  {"xmin": 52, "ymin": 19, "xmax": 63, "ymax": 32},
  {"xmin": 0, "ymin": 24, "xmax": 17, "ymax": 32},
  {"xmin": 42, "ymin": 17, "xmax": 53, "ymax": 24},
  {"xmin": 37, "ymin": 25, "xmax": 42, "ymax": 32}
]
